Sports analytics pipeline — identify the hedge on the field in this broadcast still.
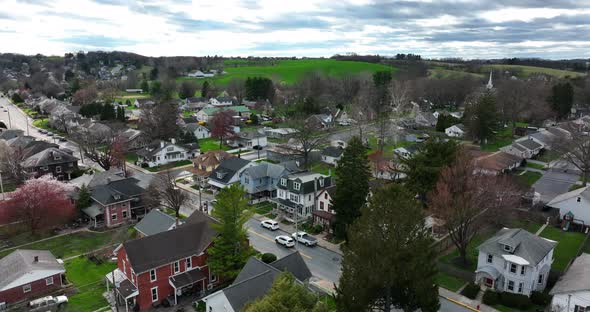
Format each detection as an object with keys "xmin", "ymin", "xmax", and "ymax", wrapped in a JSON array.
[
  {"xmin": 531, "ymin": 291, "xmax": 552, "ymax": 306},
  {"xmin": 500, "ymin": 292, "xmax": 532, "ymax": 310},
  {"xmin": 482, "ymin": 290, "xmax": 500, "ymax": 306},
  {"xmin": 261, "ymin": 253, "xmax": 277, "ymax": 264},
  {"xmin": 460, "ymin": 283, "xmax": 480, "ymax": 299}
]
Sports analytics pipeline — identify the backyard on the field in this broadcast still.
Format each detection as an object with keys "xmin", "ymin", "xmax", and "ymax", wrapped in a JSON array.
[
  {"xmin": 0, "ymin": 227, "xmax": 134, "ymax": 259},
  {"xmin": 481, "ymin": 126, "xmax": 513, "ymax": 152},
  {"xmin": 63, "ymin": 257, "xmax": 117, "ymax": 312},
  {"xmin": 199, "ymin": 138, "xmax": 231, "ymax": 153},
  {"xmin": 515, "ymin": 170, "xmax": 543, "ymax": 187},
  {"xmin": 538, "ymin": 225, "xmax": 587, "ymax": 271},
  {"xmin": 310, "ymin": 161, "xmax": 334, "ymax": 176}
]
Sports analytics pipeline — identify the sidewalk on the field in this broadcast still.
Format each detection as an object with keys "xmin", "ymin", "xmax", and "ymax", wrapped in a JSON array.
[
  {"xmin": 439, "ymin": 287, "xmax": 499, "ymax": 312},
  {"xmin": 252, "ymin": 212, "xmax": 343, "ymax": 255}
]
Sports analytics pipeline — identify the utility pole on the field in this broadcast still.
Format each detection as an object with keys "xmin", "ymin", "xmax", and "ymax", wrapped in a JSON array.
[{"xmin": 0, "ymin": 171, "xmax": 4, "ymax": 201}]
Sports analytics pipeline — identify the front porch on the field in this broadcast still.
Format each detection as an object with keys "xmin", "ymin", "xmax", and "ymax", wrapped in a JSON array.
[
  {"xmin": 475, "ymin": 265, "xmax": 502, "ymax": 291},
  {"xmin": 168, "ymin": 269, "xmax": 208, "ymax": 306},
  {"xmin": 270, "ymin": 198, "xmax": 308, "ymax": 223},
  {"xmin": 105, "ymin": 269, "xmax": 139, "ymax": 312}
]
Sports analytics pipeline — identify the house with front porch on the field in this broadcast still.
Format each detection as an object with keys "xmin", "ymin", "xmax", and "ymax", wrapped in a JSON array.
[
  {"xmin": 191, "ymin": 150, "xmax": 234, "ymax": 186},
  {"xmin": 207, "ymin": 158, "xmax": 254, "ymax": 190},
  {"xmin": 83, "ymin": 178, "xmax": 146, "ymax": 228},
  {"xmin": 271, "ymin": 172, "xmax": 331, "ymax": 222},
  {"xmin": 474, "ymin": 228, "xmax": 556, "ymax": 296},
  {"xmin": 106, "ymin": 212, "xmax": 219, "ymax": 311},
  {"xmin": 136, "ymin": 140, "xmax": 199, "ymax": 168},
  {"xmin": 312, "ymin": 185, "xmax": 336, "ymax": 231},
  {"xmin": 239, "ymin": 162, "xmax": 288, "ymax": 203}
]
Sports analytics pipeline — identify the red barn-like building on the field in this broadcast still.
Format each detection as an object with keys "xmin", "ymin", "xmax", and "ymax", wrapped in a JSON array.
[
  {"xmin": 0, "ymin": 250, "xmax": 65, "ymax": 307},
  {"xmin": 107, "ymin": 212, "xmax": 219, "ymax": 311}
]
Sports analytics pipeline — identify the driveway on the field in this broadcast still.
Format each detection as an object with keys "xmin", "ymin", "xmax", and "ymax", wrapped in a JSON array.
[{"xmin": 533, "ymin": 170, "xmax": 580, "ymax": 203}]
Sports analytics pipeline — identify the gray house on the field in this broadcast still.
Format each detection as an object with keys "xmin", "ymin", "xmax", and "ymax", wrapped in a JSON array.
[
  {"xmin": 239, "ymin": 162, "xmax": 288, "ymax": 203},
  {"xmin": 134, "ymin": 209, "xmax": 178, "ymax": 237},
  {"xmin": 475, "ymin": 228, "xmax": 556, "ymax": 296}
]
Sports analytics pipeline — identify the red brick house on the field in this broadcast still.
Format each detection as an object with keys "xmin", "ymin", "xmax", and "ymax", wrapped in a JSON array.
[
  {"xmin": 107, "ymin": 212, "xmax": 219, "ymax": 311},
  {"xmin": 83, "ymin": 178, "xmax": 145, "ymax": 228},
  {"xmin": 0, "ymin": 250, "xmax": 65, "ymax": 307}
]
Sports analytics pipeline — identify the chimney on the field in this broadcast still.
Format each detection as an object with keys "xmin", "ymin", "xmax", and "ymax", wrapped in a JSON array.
[
  {"xmin": 171, "ymin": 138, "xmax": 176, "ymax": 144},
  {"xmin": 34, "ymin": 256, "xmax": 39, "ymax": 263},
  {"xmin": 160, "ymin": 141, "xmax": 165, "ymax": 148}
]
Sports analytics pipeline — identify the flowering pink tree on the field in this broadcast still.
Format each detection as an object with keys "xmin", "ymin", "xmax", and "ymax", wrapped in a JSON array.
[{"xmin": 9, "ymin": 176, "xmax": 76, "ymax": 234}]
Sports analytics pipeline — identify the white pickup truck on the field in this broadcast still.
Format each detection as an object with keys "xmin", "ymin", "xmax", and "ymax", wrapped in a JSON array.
[
  {"xmin": 291, "ymin": 232, "xmax": 318, "ymax": 247},
  {"xmin": 29, "ymin": 295, "xmax": 68, "ymax": 311}
]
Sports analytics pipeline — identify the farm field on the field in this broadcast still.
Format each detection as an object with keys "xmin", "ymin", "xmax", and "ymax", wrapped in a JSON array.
[
  {"xmin": 179, "ymin": 59, "xmax": 395, "ymax": 85},
  {"xmin": 482, "ymin": 64, "xmax": 586, "ymax": 78}
]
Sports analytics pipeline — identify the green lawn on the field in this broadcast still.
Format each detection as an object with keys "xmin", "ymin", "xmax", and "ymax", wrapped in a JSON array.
[
  {"xmin": 64, "ymin": 257, "xmax": 117, "ymax": 312},
  {"xmin": 511, "ymin": 220, "xmax": 543, "ymax": 235},
  {"xmin": 538, "ymin": 226, "xmax": 587, "ymax": 271},
  {"xmin": 32, "ymin": 118, "xmax": 66, "ymax": 136},
  {"xmin": 436, "ymin": 272, "xmax": 467, "ymax": 292},
  {"xmin": 515, "ymin": 170, "xmax": 543, "ymax": 187},
  {"xmin": 310, "ymin": 162, "xmax": 335, "ymax": 176},
  {"xmin": 439, "ymin": 234, "xmax": 491, "ymax": 272},
  {"xmin": 536, "ymin": 150, "xmax": 561, "ymax": 163},
  {"xmin": 0, "ymin": 227, "xmax": 133, "ymax": 259},
  {"xmin": 481, "ymin": 126, "xmax": 513, "ymax": 152},
  {"xmin": 252, "ymin": 202, "xmax": 274, "ymax": 215},
  {"xmin": 164, "ymin": 208, "xmax": 187, "ymax": 220},
  {"xmin": 429, "ymin": 67, "xmax": 485, "ymax": 79},
  {"xmin": 199, "ymin": 138, "xmax": 231, "ymax": 152},
  {"xmin": 526, "ymin": 162, "xmax": 545, "ymax": 170},
  {"xmin": 146, "ymin": 160, "xmax": 192, "ymax": 172},
  {"xmin": 124, "ymin": 152, "xmax": 138, "ymax": 163},
  {"xmin": 178, "ymin": 59, "xmax": 395, "ymax": 86}
]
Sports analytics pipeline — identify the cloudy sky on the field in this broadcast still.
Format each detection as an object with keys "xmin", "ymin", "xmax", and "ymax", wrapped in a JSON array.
[{"xmin": 0, "ymin": 0, "xmax": 589, "ymax": 59}]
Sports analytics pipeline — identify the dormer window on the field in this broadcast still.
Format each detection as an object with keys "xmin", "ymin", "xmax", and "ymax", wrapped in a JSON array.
[
  {"xmin": 281, "ymin": 178, "xmax": 287, "ymax": 186},
  {"xmin": 54, "ymin": 155, "xmax": 61, "ymax": 160},
  {"xmin": 293, "ymin": 182, "xmax": 301, "ymax": 191},
  {"xmin": 578, "ymin": 197, "xmax": 581, "ymax": 202},
  {"xmin": 504, "ymin": 245, "xmax": 511, "ymax": 252},
  {"xmin": 319, "ymin": 178, "xmax": 324, "ymax": 187}
]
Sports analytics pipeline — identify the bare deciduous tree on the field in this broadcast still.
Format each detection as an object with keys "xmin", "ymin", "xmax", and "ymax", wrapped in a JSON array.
[
  {"xmin": 145, "ymin": 170, "xmax": 189, "ymax": 225},
  {"xmin": 77, "ymin": 132, "xmax": 126, "ymax": 171},
  {"xmin": 389, "ymin": 79, "xmax": 411, "ymax": 113},
  {"xmin": 429, "ymin": 149, "xmax": 522, "ymax": 265},
  {"xmin": 289, "ymin": 119, "xmax": 325, "ymax": 168},
  {"xmin": 227, "ymin": 78, "xmax": 246, "ymax": 104},
  {"xmin": 553, "ymin": 123, "xmax": 590, "ymax": 185}
]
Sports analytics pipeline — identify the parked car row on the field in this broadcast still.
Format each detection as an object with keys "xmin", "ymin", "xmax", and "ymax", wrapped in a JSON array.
[{"xmin": 260, "ymin": 219, "xmax": 318, "ymax": 248}]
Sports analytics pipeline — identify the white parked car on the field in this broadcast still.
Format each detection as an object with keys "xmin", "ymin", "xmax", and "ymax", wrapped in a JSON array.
[
  {"xmin": 260, "ymin": 220, "xmax": 279, "ymax": 231},
  {"xmin": 292, "ymin": 232, "xmax": 318, "ymax": 247},
  {"xmin": 29, "ymin": 295, "xmax": 68, "ymax": 311},
  {"xmin": 275, "ymin": 235, "xmax": 295, "ymax": 248}
]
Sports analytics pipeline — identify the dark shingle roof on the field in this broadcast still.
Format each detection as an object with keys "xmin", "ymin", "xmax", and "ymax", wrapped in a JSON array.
[
  {"xmin": 516, "ymin": 139, "xmax": 542, "ymax": 150},
  {"xmin": 123, "ymin": 218, "xmax": 217, "ymax": 273},
  {"xmin": 209, "ymin": 158, "xmax": 251, "ymax": 184},
  {"xmin": 0, "ymin": 129, "xmax": 24, "ymax": 140},
  {"xmin": 134, "ymin": 209, "xmax": 177, "ymax": 236},
  {"xmin": 21, "ymin": 147, "xmax": 78, "ymax": 168},
  {"xmin": 322, "ymin": 146, "xmax": 343, "ymax": 158},
  {"xmin": 221, "ymin": 252, "xmax": 311, "ymax": 311},
  {"xmin": 477, "ymin": 228, "xmax": 556, "ymax": 266}
]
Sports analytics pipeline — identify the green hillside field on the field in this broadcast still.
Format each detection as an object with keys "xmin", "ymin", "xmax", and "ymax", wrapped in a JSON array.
[
  {"xmin": 178, "ymin": 59, "xmax": 395, "ymax": 85},
  {"xmin": 483, "ymin": 64, "xmax": 586, "ymax": 79}
]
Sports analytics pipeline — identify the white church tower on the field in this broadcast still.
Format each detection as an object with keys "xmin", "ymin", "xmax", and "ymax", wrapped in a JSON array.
[{"xmin": 486, "ymin": 70, "xmax": 494, "ymax": 90}]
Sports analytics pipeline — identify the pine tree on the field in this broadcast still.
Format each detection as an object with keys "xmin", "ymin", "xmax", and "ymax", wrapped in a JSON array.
[
  {"xmin": 207, "ymin": 184, "xmax": 255, "ymax": 280},
  {"xmin": 140, "ymin": 80, "xmax": 149, "ymax": 93},
  {"xmin": 331, "ymin": 136, "xmax": 371, "ymax": 240},
  {"xmin": 202, "ymin": 81, "xmax": 210, "ymax": 98},
  {"xmin": 465, "ymin": 91, "xmax": 499, "ymax": 144},
  {"xmin": 336, "ymin": 184, "xmax": 440, "ymax": 312},
  {"xmin": 76, "ymin": 184, "xmax": 92, "ymax": 211}
]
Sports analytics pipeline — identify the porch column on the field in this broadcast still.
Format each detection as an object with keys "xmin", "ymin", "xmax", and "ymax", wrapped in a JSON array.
[
  {"xmin": 173, "ymin": 285, "xmax": 178, "ymax": 305},
  {"xmin": 125, "ymin": 298, "xmax": 128, "ymax": 312}
]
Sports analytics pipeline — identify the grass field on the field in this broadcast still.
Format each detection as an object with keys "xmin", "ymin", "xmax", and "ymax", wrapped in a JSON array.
[
  {"xmin": 515, "ymin": 170, "xmax": 543, "ymax": 187},
  {"xmin": 481, "ymin": 126, "xmax": 513, "ymax": 152},
  {"xmin": 435, "ymin": 272, "xmax": 466, "ymax": 292},
  {"xmin": 64, "ymin": 257, "xmax": 116, "ymax": 312},
  {"xmin": 439, "ymin": 234, "xmax": 490, "ymax": 272},
  {"xmin": 538, "ymin": 226, "xmax": 586, "ymax": 271},
  {"xmin": 429, "ymin": 67, "xmax": 485, "ymax": 79},
  {"xmin": 310, "ymin": 162, "xmax": 335, "ymax": 176},
  {"xmin": 179, "ymin": 59, "xmax": 395, "ymax": 86},
  {"xmin": 199, "ymin": 138, "xmax": 231, "ymax": 152},
  {"xmin": 526, "ymin": 162, "xmax": 545, "ymax": 170},
  {"xmin": 0, "ymin": 227, "xmax": 133, "ymax": 259},
  {"xmin": 482, "ymin": 64, "xmax": 586, "ymax": 79}
]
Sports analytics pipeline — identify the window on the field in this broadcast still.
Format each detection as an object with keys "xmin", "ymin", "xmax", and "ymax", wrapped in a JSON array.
[
  {"xmin": 150, "ymin": 269, "xmax": 156, "ymax": 282},
  {"xmin": 520, "ymin": 266, "xmax": 526, "ymax": 275},
  {"xmin": 319, "ymin": 178, "xmax": 324, "ymax": 187},
  {"xmin": 210, "ymin": 272, "xmax": 217, "ymax": 282},
  {"xmin": 574, "ymin": 305, "xmax": 590, "ymax": 312},
  {"xmin": 151, "ymin": 287, "xmax": 158, "ymax": 302},
  {"xmin": 320, "ymin": 202, "xmax": 325, "ymax": 210},
  {"xmin": 504, "ymin": 245, "xmax": 511, "ymax": 251},
  {"xmin": 111, "ymin": 214, "xmax": 117, "ymax": 221},
  {"xmin": 41, "ymin": 166, "xmax": 48, "ymax": 171},
  {"xmin": 216, "ymin": 172, "xmax": 223, "ymax": 179},
  {"xmin": 507, "ymin": 280, "xmax": 514, "ymax": 291},
  {"xmin": 308, "ymin": 195, "xmax": 311, "ymax": 201},
  {"xmin": 538, "ymin": 274, "xmax": 544, "ymax": 284},
  {"xmin": 290, "ymin": 194, "xmax": 300, "ymax": 203},
  {"xmin": 293, "ymin": 182, "xmax": 301, "ymax": 191},
  {"xmin": 487, "ymin": 254, "xmax": 493, "ymax": 263},
  {"xmin": 167, "ymin": 147, "xmax": 174, "ymax": 151},
  {"xmin": 122, "ymin": 211, "xmax": 128, "ymax": 218},
  {"xmin": 245, "ymin": 176, "xmax": 249, "ymax": 184},
  {"xmin": 45, "ymin": 277, "xmax": 53, "ymax": 285},
  {"xmin": 510, "ymin": 263, "xmax": 517, "ymax": 273},
  {"xmin": 281, "ymin": 178, "xmax": 287, "ymax": 186},
  {"xmin": 186, "ymin": 257, "xmax": 192, "ymax": 269},
  {"xmin": 55, "ymin": 166, "xmax": 62, "ymax": 173},
  {"xmin": 174, "ymin": 261, "xmax": 180, "ymax": 273},
  {"xmin": 518, "ymin": 282, "xmax": 523, "ymax": 293},
  {"xmin": 54, "ymin": 155, "xmax": 61, "ymax": 160},
  {"xmin": 324, "ymin": 193, "xmax": 328, "ymax": 199},
  {"xmin": 23, "ymin": 284, "xmax": 31, "ymax": 293}
]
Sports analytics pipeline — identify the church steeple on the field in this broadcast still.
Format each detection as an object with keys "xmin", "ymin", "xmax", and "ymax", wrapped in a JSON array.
[{"xmin": 486, "ymin": 70, "xmax": 493, "ymax": 90}]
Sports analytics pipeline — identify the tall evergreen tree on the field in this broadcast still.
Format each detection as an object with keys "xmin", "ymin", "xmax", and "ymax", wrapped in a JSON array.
[
  {"xmin": 464, "ymin": 91, "xmax": 499, "ymax": 144},
  {"xmin": 100, "ymin": 103, "xmax": 116, "ymax": 120},
  {"xmin": 76, "ymin": 184, "xmax": 92, "ymax": 211},
  {"xmin": 202, "ymin": 80, "xmax": 210, "ymax": 98},
  {"xmin": 331, "ymin": 136, "xmax": 371, "ymax": 240},
  {"xmin": 140, "ymin": 80, "xmax": 149, "ymax": 93},
  {"xmin": 549, "ymin": 82, "xmax": 574, "ymax": 119},
  {"xmin": 208, "ymin": 184, "xmax": 255, "ymax": 280},
  {"xmin": 336, "ymin": 184, "xmax": 440, "ymax": 312}
]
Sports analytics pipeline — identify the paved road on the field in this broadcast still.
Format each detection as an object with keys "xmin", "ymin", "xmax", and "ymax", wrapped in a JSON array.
[
  {"xmin": 244, "ymin": 218, "xmax": 342, "ymax": 285},
  {"xmin": 533, "ymin": 170, "xmax": 580, "ymax": 203}
]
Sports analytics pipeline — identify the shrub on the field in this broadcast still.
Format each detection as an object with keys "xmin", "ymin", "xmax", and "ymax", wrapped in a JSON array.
[
  {"xmin": 530, "ymin": 291, "xmax": 552, "ymax": 306},
  {"xmin": 194, "ymin": 301, "xmax": 206, "ymax": 312},
  {"xmin": 261, "ymin": 253, "xmax": 277, "ymax": 264},
  {"xmin": 482, "ymin": 290, "xmax": 500, "ymax": 306},
  {"xmin": 547, "ymin": 270, "xmax": 561, "ymax": 290},
  {"xmin": 500, "ymin": 292, "xmax": 532, "ymax": 310},
  {"xmin": 460, "ymin": 283, "xmax": 480, "ymax": 299},
  {"xmin": 312, "ymin": 224, "xmax": 323, "ymax": 234}
]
